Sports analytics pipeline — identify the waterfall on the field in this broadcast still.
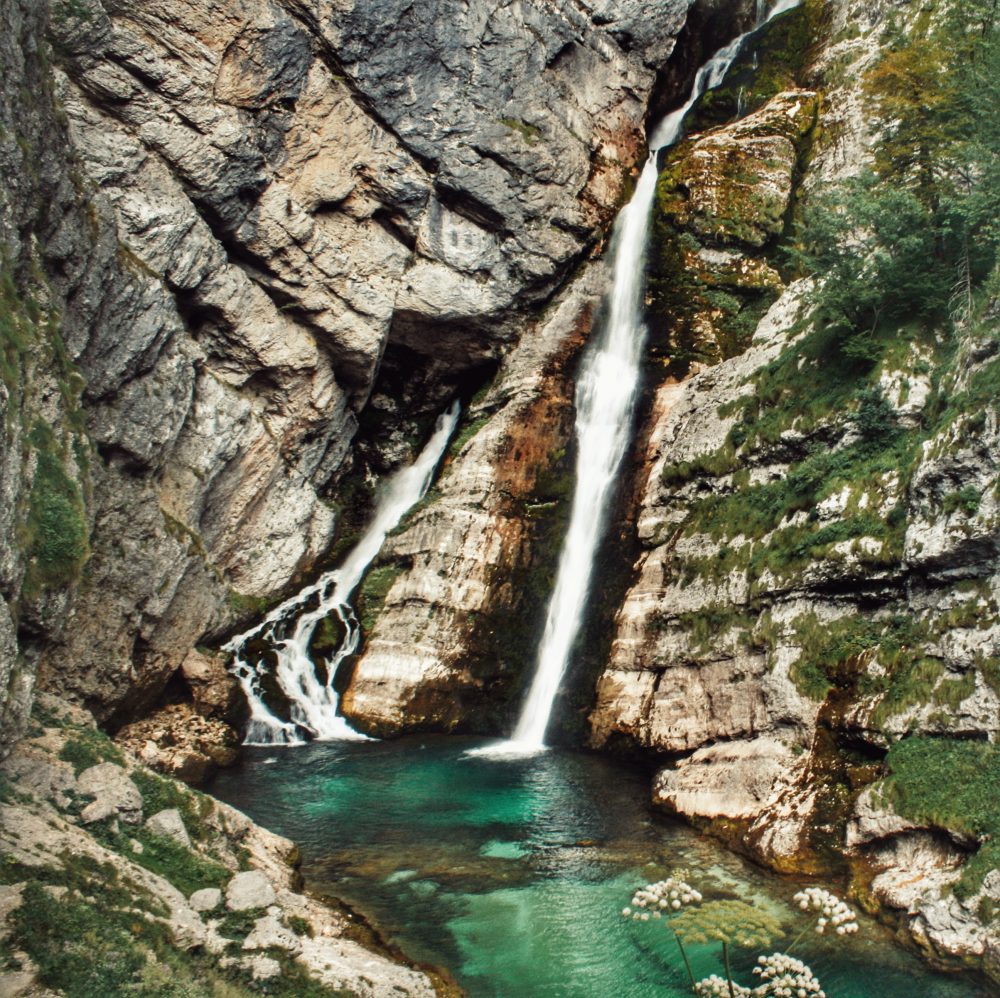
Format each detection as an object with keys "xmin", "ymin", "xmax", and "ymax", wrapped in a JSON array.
[
  {"xmin": 481, "ymin": 1, "xmax": 800, "ymax": 756},
  {"xmin": 226, "ymin": 401, "xmax": 461, "ymax": 746}
]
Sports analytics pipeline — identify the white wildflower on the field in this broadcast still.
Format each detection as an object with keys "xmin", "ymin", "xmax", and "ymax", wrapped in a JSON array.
[
  {"xmin": 694, "ymin": 974, "xmax": 752, "ymax": 997},
  {"xmin": 791, "ymin": 887, "xmax": 859, "ymax": 936},
  {"xmin": 624, "ymin": 876, "xmax": 704, "ymax": 920},
  {"xmin": 752, "ymin": 952, "xmax": 826, "ymax": 997}
]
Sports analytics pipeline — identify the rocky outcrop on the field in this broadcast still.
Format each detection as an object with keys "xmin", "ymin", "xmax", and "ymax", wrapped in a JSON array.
[
  {"xmin": 1, "ymin": 0, "xmax": 719, "ymax": 743},
  {"xmin": 586, "ymin": 0, "xmax": 1000, "ymax": 982},
  {"xmin": 0, "ymin": 694, "xmax": 443, "ymax": 997},
  {"xmin": 342, "ymin": 266, "xmax": 601, "ymax": 736}
]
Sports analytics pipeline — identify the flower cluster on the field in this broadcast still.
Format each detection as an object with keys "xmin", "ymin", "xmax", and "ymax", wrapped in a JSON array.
[
  {"xmin": 792, "ymin": 887, "xmax": 859, "ymax": 936},
  {"xmin": 694, "ymin": 975, "xmax": 752, "ymax": 997},
  {"xmin": 752, "ymin": 953, "xmax": 826, "ymax": 997},
  {"xmin": 622, "ymin": 877, "xmax": 703, "ymax": 921}
]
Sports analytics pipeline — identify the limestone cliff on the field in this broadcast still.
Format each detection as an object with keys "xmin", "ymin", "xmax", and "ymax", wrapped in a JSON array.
[{"xmin": 0, "ymin": 0, "xmax": 721, "ymax": 748}]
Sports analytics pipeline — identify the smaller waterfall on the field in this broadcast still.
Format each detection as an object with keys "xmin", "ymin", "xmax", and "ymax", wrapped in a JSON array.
[
  {"xmin": 226, "ymin": 401, "xmax": 461, "ymax": 746},
  {"xmin": 478, "ymin": 0, "xmax": 801, "ymax": 757}
]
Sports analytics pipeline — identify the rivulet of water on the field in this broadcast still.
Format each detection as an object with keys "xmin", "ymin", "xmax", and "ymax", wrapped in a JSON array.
[{"xmin": 225, "ymin": 402, "xmax": 460, "ymax": 745}]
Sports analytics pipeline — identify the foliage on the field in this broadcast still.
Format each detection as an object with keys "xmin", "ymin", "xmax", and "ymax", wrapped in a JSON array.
[
  {"xmin": 622, "ymin": 872, "xmax": 853, "ymax": 997},
  {"xmin": 786, "ymin": 176, "xmax": 956, "ymax": 360},
  {"xmin": 58, "ymin": 724, "xmax": 125, "ymax": 774},
  {"xmin": 357, "ymin": 564, "xmax": 404, "ymax": 632},
  {"xmin": 131, "ymin": 769, "xmax": 213, "ymax": 843},
  {"xmin": 942, "ymin": 485, "xmax": 982, "ymax": 516},
  {"xmin": 25, "ymin": 421, "xmax": 90, "ymax": 589},
  {"xmin": 882, "ymin": 737, "xmax": 1000, "ymax": 897},
  {"xmin": 7, "ymin": 866, "xmax": 351, "ymax": 998},
  {"xmin": 96, "ymin": 824, "xmax": 230, "ymax": 897},
  {"xmin": 672, "ymin": 900, "xmax": 783, "ymax": 950},
  {"xmin": 449, "ymin": 414, "xmax": 491, "ymax": 458}
]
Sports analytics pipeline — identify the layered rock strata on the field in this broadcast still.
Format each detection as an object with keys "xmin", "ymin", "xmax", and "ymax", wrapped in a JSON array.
[
  {"xmin": 589, "ymin": 0, "xmax": 1000, "ymax": 982},
  {"xmin": 1, "ymin": 0, "xmax": 715, "ymax": 745}
]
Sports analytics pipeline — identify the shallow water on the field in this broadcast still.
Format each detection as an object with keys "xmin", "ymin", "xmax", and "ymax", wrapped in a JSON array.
[{"xmin": 209, "ymin": 736, "xmax": 988, "ymax": 998}]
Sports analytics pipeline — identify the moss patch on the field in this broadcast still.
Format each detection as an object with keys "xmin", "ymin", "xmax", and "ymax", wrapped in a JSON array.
[
  {"xmin": 357, "ymin": 564, "xmax": 404, "ymax": 633},
  {"xmin": 882, "ymin": 737, "xmax": 1000, "ymax": 898}
]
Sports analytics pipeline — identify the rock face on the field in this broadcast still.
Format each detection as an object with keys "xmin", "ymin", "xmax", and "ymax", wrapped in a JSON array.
[
  {"xmin": 0, "ymin": 694, "xmax": 442, "ymax": 997},
  {"xmin": 584, "ymin": 0, "xmax": 1000, "ymax": 983},
  {"xmin": 342, "ymin": 266, "xmax": 601, "ymax": 736},
  {"xmin": 0, "ymin": 0, "xmax": 716, "ymax": 746}
]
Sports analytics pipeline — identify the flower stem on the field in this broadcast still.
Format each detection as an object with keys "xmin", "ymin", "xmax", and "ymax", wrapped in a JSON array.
[
  {"xmin": 786, "ymin": 924, "xmax": 811, "ymax": 954},
  {"xmin": 722, "ymin": 941, "xmax": 736, "ymax": 998},
  {"xmin": 673, "ymin": 932, "xmax": 696, "ymax": 989}
]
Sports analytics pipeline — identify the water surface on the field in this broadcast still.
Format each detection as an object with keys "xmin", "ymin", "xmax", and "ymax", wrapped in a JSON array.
[{"xmin": 209, "ymin": 737, "xmax": 987, "ymax": 998}]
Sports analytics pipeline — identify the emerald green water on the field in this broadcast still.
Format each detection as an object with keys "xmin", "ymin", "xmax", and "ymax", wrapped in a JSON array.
[{"xmin": 208, "ymin": 737, "xmax": 989, "ymax": 998}]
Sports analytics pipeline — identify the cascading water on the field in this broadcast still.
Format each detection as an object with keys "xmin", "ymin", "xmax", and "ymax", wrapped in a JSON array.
[
  {"xmin": 226, "ymin": 401, "xmax": 461, "ymax": 746},
  {"xmin": 484, "ymin": 1, "xmax": 801, "ymax": 755}
]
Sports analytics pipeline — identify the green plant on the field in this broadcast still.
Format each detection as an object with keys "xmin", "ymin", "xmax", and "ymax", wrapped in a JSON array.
[
  {"xmin": 881, "ymin": 737, "xmax": 1000, "ymax": 897},
  {"xmin": 58, "ymin": 725, "xmax": 124, "ymax": 774},
  {"xmin": 357, "ymin": 564, "xmax": 404, "ymax": 632},
  {"xmin": 942, "ymin": 485, "xmax": 982, "ymax": 516},
  {"xmin": 24, "ymin": 424, "xmax": 89, "ymax": 589}
]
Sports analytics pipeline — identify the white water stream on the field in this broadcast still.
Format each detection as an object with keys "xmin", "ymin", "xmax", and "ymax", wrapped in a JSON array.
[
  {"xmin": 480, "ymin": 1, "xmax": 801, "ymax": 756},
  {"xmin": 226, "ymin": 402, "xmax": 460, "ymax": 746}
]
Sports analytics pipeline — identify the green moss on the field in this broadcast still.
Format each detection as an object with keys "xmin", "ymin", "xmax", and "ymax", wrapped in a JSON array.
[
  {"xmin": 790, "ymin": 613, "xmax": 928, "ymax": 703},
  {"xmin": 690, "ymin": 0, "xmax": 828, "ymax": 129},
  {"xmin": 131, "ymin": 769, "xmax": 213, "ymax": 843},
  {"xmin": 96, "ymin": 824, "xmax": 229, "ymax": 897},
  {"xmin": 58, "ymin": 725, "xmax": 125, "ymax": 774},
  {"xmin": 217, "ymin": 906, "xmax": 268, "ymax": 942},
  {"xmin": 357, "ymin": 564, "xmax": 404, "ymax": 633},
  {"xmin": 6, "ymin": 865, "xmax": 351, "ymax": 998},
  {"xmin": 24, "ymin": 421, "xmax": 90, "ymax": 591},
  {"xmin": 942, "ymin": 485, "xmax": 982, "ymax": 516},
  {"xmin": 882, "ymin": 737, "xmax": 1000, "ymax": 897},
  {"xmin": 226, "ymin": 589, "xmax": 273, "ymax": 618},
  {"xmin": 448, "ymin": 414, "xmax": 491, "ymax": 458},
  {"xmin": 0, "ymin": 269, "xmax": 35, "ymax": 395},
  {"xmin": 498, "ymin": 118, "xmax": 542, "ymax": 143},
  {"xmin": 669, "ymin": 603, "xmax": 758, "ymax": 653}
]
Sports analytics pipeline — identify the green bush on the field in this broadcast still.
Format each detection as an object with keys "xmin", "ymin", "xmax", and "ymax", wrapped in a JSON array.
[{"xmin": 58, "ymin": 726, "xmax": 124, "ymax": 774}]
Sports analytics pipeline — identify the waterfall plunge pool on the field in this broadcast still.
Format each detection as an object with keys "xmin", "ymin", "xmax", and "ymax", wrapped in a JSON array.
[{"xmin": 208, "ymin": 737, "xmax": 987, "ymax": 998}]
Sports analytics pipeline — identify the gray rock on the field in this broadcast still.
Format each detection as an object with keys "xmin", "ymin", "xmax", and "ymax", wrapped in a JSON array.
[
  {"xmin": 145, "ymin": 808, "xmax": 191, "ymax": 848},
  {"xmin": 76, "ymin": 764, "xmax": 143, "ymax": 825},
  {"xmin": 189, "ymin": 887, "xmax": 223, "ymax": 912},
  {"xmin": 242, "ymin": 914, "xmax": 302, "ymax": 954},
  {"xmin": 226, "ymin": 871, "xmax": 277, "ymax": 912}
]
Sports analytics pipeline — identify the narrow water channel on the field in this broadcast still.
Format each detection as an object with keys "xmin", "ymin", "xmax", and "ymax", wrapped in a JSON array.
[{"xmin": 208, "ymin": 738, "xmax": 987, "ymax": 998}]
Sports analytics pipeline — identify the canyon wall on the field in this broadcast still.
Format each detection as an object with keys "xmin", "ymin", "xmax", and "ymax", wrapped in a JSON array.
[
  {"xmin": 5, "ymin": 0, "xmax": 1000, "ymax": 987},
  {"xmin": 1, "ymin": 0, "xmax": 726, "ymax": 749}
]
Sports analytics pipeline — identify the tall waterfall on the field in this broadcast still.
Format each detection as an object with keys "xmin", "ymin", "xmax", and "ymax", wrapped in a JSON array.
[
  {"xmin": 226, "ymin": 402, "xmax": 460, "ymax": 746},
  {"xmin": 495, "ymin": 1, "xmax": 800, "ymax": 754}
]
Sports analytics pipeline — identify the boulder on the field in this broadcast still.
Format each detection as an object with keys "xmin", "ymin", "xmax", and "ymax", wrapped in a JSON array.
[
  {"xmin": 189, "ymin": 887, "xmax": 223, "ymax": 912},
  {"xmin": 226, "ymin": 871, "xmax": 276, "ymax": 912},
  {"xmin": 242, "ymin": 913, "xmax": 302, "ymax": 954},
  {"xmin": 75, "ymin": 763, "xmax": 143, "ymax": 825},
  {"xmin": 145, "ymin": 808, "xmax": 191, "ymax": 848}
]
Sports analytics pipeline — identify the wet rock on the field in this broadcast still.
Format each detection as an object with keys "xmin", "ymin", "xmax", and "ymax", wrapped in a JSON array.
[
  {"xmin": 659, "ymin": 91, "xmax": 818, "ymax": 248},
  {"xmin": 180, "ymin": 649, "xmax": 245, "ymax": 724}
]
